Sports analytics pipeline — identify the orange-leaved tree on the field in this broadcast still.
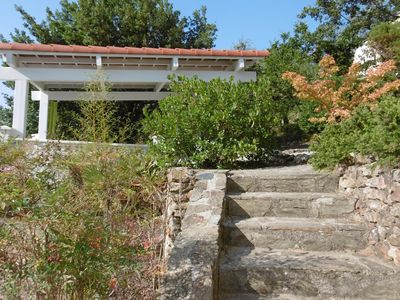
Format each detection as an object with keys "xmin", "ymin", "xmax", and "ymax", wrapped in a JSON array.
[{"xmin": 282, "ymin": 55, "xmax": 400, "ymax": 123}]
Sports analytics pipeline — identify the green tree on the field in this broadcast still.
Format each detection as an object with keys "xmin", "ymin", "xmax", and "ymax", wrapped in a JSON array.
[
  {"xmin": 233, "ymin": 38, "xmax": 254, "ymax": 50},
  {"xmin": 13, "ymin": 0, "xmax": 216, "ymax": 48},
  {"xmin": 183, "ymin": 6, "xmax": 217, "ymax": 48},
  {"xmin": 257, "ymin": 34, "xmax": 323, "ymax": 137},
  {"xmin": 294, "ymin": 0, "xmax": 400, "ymax": 67},
  {"xmin": 368, "ymin": 21, "xmax": 400, "ymax": 63}
]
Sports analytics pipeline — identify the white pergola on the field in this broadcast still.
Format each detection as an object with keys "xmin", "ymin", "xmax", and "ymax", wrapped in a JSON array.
[{"xmin": 0, "ymin": 43, "xmax": 268, "ymax": 141}]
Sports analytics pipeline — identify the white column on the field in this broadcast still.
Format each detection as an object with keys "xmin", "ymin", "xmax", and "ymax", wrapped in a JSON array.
[
  {"xmin": 12, "ymin": 80, "xmax": 29, "ymax": 138},
  {"xmin": 38, "ymin": 91, "xmax": 49, "ymax": 141}
]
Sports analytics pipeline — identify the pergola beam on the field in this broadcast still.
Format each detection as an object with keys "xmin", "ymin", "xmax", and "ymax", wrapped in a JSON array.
[
  {"xmin": 0, "ymin": 66, "xmax": 256, "ymax": 83},
  {"xmin": 155, "ymin": 82, "xmax": 166, "ymax": 92},
  {"xmin": 31, "ymin": 91, "xmax": 171, "ymax": 101}
]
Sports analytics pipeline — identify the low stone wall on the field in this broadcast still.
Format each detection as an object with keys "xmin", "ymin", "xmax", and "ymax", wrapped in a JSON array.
[
  {"xmin": 339, "ymin": 164, "xmax": 400, "ymax": 265},
  {"xmin": 163, "ymin": 168, "xmax": 197, "ymax": 259},
  {"xmin": 159, "ymin": 170, "xmax": 227, "ymax": 300}
]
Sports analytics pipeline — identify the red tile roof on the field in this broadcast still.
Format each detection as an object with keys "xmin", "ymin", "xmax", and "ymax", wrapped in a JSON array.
[{"xmin": 0, "ymin": 42, "xmax": 269, "ymax": 57}]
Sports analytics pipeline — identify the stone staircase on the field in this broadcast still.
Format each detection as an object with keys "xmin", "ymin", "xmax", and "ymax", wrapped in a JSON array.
[{"xmin": 218, "ymin": 165, "xmax": 400, "ymax": 300}]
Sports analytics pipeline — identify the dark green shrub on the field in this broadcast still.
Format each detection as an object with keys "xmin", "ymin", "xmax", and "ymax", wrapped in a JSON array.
[
  {"xmin": 290, "ymin": 101, "xmax": 326, "ymax": 136},
  {"xmin": 141, "ymin": 76, "xmax": 282, "ymax": 168},
  {"xmin": 310, "ymin": 95, "xmax": 400, "ymax": 169},
  {"xmin": 357, "ymin": 95, "xmax": 400, "ymax": 164}
]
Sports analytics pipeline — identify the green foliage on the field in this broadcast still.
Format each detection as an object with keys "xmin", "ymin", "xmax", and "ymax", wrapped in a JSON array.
[
  {"xmin": 260, "ymin": 36, "xmax": 317, "ymax": 108},
  {"xmin": 70, "ymin": 72, "xmax": 133, "ymax": 143},
  {"xmin": 290, "ymin": 101, "xmax": 326, "ymax": 135},
  {"xmin": 232, "ymin": 38, "xmax": 254, "ymax": 50},
  {"xmin": 183, "ymin": 6, "xmax": 217, "ymax": 49},
  {"xmin": 13, "ymin": 0, "xmax": 216, "ymax": 49},
  {"xmin": 141, "ymin": 77, "xmax": 282, "ymax": 168},
  {"xmin": 369, "ymin": 21, "xmax": 400, "ymax": 63},
  {"xmin": 0, "ymin": 141, "xmax": 164, "ymax": 299},
  {"xmin": 0, "ymin": 106, "xmax": 10, "ymax": 126},
  {"xmin": 54, "ymin": 100, "xmax": 157, "ymax": 143},
  {"xmin": 294, "ymin": 0, "xmax": 400, "ymax": 67},
  {"xmin": 0, "ymin": 86, "xmax": 39, "ymax": 135},
  {"xmin": 258, "ymin": 35, "xmax": 322, "ymax": 138},
  {"xmin": 310, "ymin": 95, "xmax": 400, "ymax": 169}
]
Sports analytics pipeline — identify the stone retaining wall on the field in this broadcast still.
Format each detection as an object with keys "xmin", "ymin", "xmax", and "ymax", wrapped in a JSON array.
[
  {"xmin": 159, "ymin": 170, "xmax": 227, "ymax": 300},
  {"xmin": 339, "ymin": 164, "xmax": 400, "ymax": 265},
  {"xmin": 163, "ymin": 168, "xmax": 196, "ymax": 259}
]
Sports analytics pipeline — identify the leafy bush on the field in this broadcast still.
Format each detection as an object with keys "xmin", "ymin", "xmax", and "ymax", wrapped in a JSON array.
[
  {"xmin": 141, "ymin": 76, "xmax": 283, "ymax": 168},
  {"xmin": 289, "ymin": 101, "xmax": 326, "ymax": 136},
  {"xmin": 0, "ymin": 142, "xmax": 164, "ymax": 299},
  {"xmin": 310, "ymin": 95, "xmax": 400, "ymax": 169}
]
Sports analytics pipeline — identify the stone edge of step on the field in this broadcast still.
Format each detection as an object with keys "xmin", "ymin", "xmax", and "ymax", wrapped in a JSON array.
[
  {"xmin": 223, "ymin": 216, "xmax": 367, "ymax": 231},
  {"xmin": 219, "ymin": 248, "xmax": 399, "ymax": 274},
  {"xmin": 226, "ymin": 191, "xmax": 347, "ymax": 200}
]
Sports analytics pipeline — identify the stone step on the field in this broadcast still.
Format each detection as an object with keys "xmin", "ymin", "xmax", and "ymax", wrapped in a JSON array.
[
  {"xmin": 219, "ymin": 293, "xmax": 343, "ymax": 300},
  {"xmin": 219, "ymin": 248, "xmax": 400, "ymax": 299},
  {"xmin": 227, "ymin": 192, "xmax": 355, "ymax": 218},
  {"xmin": 227, "ymin": 165, "xmax": 339, "ymax": 193},
  {"xmin": 223, "ymin": 217, "xmax": 368, "ymax": 251}
]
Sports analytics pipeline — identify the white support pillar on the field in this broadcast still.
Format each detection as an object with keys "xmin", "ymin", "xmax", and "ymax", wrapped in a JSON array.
[
  {"xmin": 155, "ymin": 57, "xmax": 179, "ymax": 92},
  {"xmin": 234, "ymin": 58, "xmax": 245, "ymax": 72},
  {"xmin": 96, "ymin": 55, "xmax": 102, "ymax": 69},
  {"xmin": 12, "ymin": 80, "xmax": 29, "ymax": 138},
  {"xmin": 38, "ymin": 91, "xmax": 49, "ymax": 141}
]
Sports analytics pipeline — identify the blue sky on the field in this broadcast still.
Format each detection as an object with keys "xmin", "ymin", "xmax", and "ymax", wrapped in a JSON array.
[{"xmin": 0, "ymin": 0, "xmax": 316, "ymax": 106}]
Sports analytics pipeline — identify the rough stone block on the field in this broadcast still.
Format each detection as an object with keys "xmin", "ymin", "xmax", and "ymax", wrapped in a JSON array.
[
  {"xmin": 363, "ymin": 187, "xmax": 387, "ymax": 202},
  {"xmin": 366, "ymin": 175, "xmax": 387, "ymax": 190},
  {"xmin": 184, "ymin": 204, "xmax": 210, "ymax": 216},
  {"xmin": 169, "ymin": 181, "xmax": 188, "ymax": 193},
  {"xmin": 377, "ymin": 225, "xmax": 389, "ymax": 240},
  {"xmin": 389, "ymin": 183, "xmax": 400, "ymax": 204},
  {"xmin": 210, "ymin": 173, "xmax": 227, "ymax": 190},
  {"xmin": 389, "ymin": 234, "xmax": 400, "ymax": 247},
  {"xmin": 194, "ymin": 179, "xmax": 208, "ymax": 190},
  {"xmin": 167, "ymin": 167, "xmax": 194, "ymax": 183},
  {"xmin": 188, "ymin": 188, "xmax": 203, "ymax": 202},
  {"xmin": 365, "ymin": 199, "xmax": 383, "ymax": 210},
  {"xmin": 393, "ymin": 169, "xmax": 400, "ymax": 183},
  {"xmin": 368, "ymin": 228, "xmax": 379, "ymax": 245},
  {"xmin": 363, "ymin": 210, "xmax": 380, "ymax": 223},
  {"xmin": 340, "ymin": 175, "xmax": 359, "ymax": 189},
  {"xmin": 196, "ymin": 172, "xmax": 214, "ymax": 181},
  {"xmin": 388, "ymin": 246, "xmax": 400, "ymax": 266},
  {"xmin": 391, "ymin": 204, "xmax": 400, "ymax": 218},
  {"xmin": 376, "ymin": 241, "xmax": 391, "ymax": 260}
]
